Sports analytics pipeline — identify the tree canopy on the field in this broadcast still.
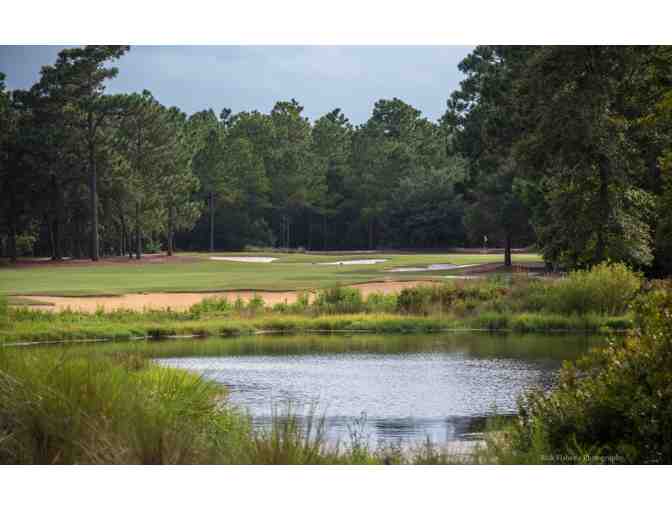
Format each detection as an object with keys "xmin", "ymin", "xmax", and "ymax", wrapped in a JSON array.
[{"xmin": 2, "ymin": 45, "xmax": 671, "ymax": 275}]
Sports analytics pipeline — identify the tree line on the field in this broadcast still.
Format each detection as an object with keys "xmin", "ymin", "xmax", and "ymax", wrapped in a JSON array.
[{"xmin": 1, "ymin": 46, "xmax": 671, "ymax": 274}]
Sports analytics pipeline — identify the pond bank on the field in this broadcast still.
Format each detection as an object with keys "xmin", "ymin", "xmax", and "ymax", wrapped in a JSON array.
[{"xmin": 1, "ymin": 310, "xmax": 630, "ymax": 344}]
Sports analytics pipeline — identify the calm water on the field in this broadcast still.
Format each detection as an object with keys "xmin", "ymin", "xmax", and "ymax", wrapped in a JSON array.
[{"xmin": 154, "ymin": 332, "xmax": 602, "ymax": 446}]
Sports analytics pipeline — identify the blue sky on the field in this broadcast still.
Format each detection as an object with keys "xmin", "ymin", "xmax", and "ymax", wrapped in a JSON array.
[{"xmin": 0, "ymin": 46, "xmax": 472, "ymax": 125}]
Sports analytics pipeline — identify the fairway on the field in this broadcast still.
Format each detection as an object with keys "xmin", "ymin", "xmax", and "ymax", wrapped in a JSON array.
[{"xmin": 0, "ymin": 251, "xmax": 542, "ymax": 298}]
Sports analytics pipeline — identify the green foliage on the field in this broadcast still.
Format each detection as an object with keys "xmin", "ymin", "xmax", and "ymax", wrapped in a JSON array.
[
  {"xmin": 0, "ymin": 348, "xmax": 252, "ymax": 463},
  {"xmin": 0, "ymin": 344, "xmax": 466, "ymax": 464},
  {"xmin": 396, "ymin": 281, "xmax": 505, "ymax": 315},
  {"xmin": 487, "ymin": 284, "xmax": 672, "ymax": 464},
  {"xmin": 547, "ymin": 262, "xmax": 642, "ymax": 316},
  {"xmin": 313, "ymin": 286, "xmax": 365, "ymax": 314},
  {"xmin": 189, "ymin": 297, "xmax": 233, "ymax": 317}
]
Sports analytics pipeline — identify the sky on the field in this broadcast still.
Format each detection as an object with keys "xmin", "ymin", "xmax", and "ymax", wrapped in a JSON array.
[{"xmin": 0, "ymin": 46, "xmax": 472, "ymax": 125}]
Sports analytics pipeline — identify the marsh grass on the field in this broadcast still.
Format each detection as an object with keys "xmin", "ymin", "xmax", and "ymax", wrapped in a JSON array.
[{"xmin": 0, "ymin": 345, "xmax": 464, "ymax": 464}]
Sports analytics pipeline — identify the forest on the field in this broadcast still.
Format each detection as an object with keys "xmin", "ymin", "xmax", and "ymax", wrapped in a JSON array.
[{"xmin": 1, "ymin": 46, "xmax": 672, "ymax": 274}]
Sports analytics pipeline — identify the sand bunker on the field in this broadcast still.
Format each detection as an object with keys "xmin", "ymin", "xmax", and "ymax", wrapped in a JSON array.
[
  {"xmin": 20, "ymin": 280, "xmax": 437, "ymax": 313},
  {"xmin": 316, "ymin": 259, "xmax": 387, "ymax": 266},
  {"xmin": 209, "ymin": 256, "xmax": 277, "ymax": 263},
  {"xmin": 386, "ymin": 263, "xmax": 478, "ymax": 273}
]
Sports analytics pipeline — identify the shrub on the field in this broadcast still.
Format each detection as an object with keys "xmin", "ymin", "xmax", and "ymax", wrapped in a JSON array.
[
  {"xmin": 546, "ymin": 262, "xmax": 642, "ymax": 316},
  {"xmin": 189, "ymin": 297, "xmax": 232, "ymax": 317},
  {"xmin": 396, "ymin": 282, "xmax": 506, "ymax": 316},
  {"xmin": 313, "ymin": 286, "xmax": 364, "ymax": 314},
  {"xmin": 364, "ymin": 292, "xmax": 397, "ymax": 314},
  {"xmin": 488, "ymin": 284, "xmax": 672, "ymax": 464}
]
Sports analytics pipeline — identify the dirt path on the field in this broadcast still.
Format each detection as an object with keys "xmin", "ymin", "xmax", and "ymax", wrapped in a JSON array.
[{"xmin": 19, "ymin": 280, "xmax": 439, "ymax": 313}]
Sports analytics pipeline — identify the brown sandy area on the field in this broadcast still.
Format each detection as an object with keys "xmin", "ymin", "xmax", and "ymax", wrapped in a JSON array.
[{"xmin": 19, "ymin": 280, "xmax": 440, "ymax": 313}]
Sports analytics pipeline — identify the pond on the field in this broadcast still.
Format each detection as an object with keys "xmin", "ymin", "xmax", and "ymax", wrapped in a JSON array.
[{"xmin": 153, "ymin": 332, "xmax": 603, "ymax": 448}]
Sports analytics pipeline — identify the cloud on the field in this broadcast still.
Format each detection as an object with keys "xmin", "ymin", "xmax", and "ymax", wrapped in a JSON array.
[{"xmin": 0, "ymin": 45, "xmax": 472, "ymax": 124}]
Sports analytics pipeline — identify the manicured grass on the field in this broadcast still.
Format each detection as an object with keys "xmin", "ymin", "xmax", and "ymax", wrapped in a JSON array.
[{"xmin": 0, "ymin": 251, "xmax": 542, "ymax": 297}]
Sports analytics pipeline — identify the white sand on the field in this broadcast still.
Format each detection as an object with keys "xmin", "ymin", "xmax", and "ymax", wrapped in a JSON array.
[
  {"xmin": 386, "ymin": 263, "xmax": 479, "ymax": 273},
  {"xmin": 316, "ymin": 259, "xmax": 387, "ymax": 266},
  {"xmin": 209, "ymin": 256, "xmax": 277, "ymax": 263}
]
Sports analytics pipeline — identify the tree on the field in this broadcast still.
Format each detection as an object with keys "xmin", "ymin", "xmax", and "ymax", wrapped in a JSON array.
[
  {"xmin": 443, "ymin": 46, "xmax": 535, "ymax": 266},
  {"xmin": 33, "ymin": 46, "xmax": 129, "ymax": 260},
  {"xmin": 186, "ymin": 109, "xmax": 225, "ymax": 251},
  {"xmin": 510, "ymin": 46, "xmax": 666, "ymax": 269},
  {"xmin": 112, "ymin": 91, "xmax": 197, "ymax": 258},
  {"xmin": 268, "ymin": 99, "xmax": 325, "ymax": 248},
  {"xmin": 311, "ymin": 109, "xmax": 352, "ymax": 249}
]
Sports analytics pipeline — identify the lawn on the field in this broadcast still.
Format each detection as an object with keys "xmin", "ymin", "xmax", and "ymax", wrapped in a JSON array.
[{"xmin": 0, "ymin": 251, "xmax": 542, "ymax": 297}]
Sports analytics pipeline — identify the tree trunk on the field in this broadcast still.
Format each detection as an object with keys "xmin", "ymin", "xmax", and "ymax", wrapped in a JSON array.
[
  {"xmin": 46, "ymin": 214, "xmax": 56, "ymax": 260},
  {"xmin": 8, "ymin": 214, "xmax": 17, "ymax": 263},
  {"xmin": 368, "ymin": 220, "xmax": 374, "ymax": 250},
  {"xmin": 167, "ymin": 205, "xmax": 175, "ymax": 256},
  {"xmin": 286, "ymin": 216, "xmax": 291, "ymax": 249},
  {"xmin": 120, "ymin": 212, "xmax": 130, "ymax": 259},
  {"xmin": 504, "ymin": 233, "xmax": 512, "ymax": 267},
  {"xmin": 73, "ymin": 218, "xmax": 82, "ymax": 259},
  {"xmin": 51, "ymin": 175, "xmax": 63, "ymax": 261},
  {"xmin": 135, "ymin": 201, "xmax": 142, "ymax": 260},
  {"xmin": 89, "ymin": 135, "xmax": 99, "ymax": 261},
  {"xmin": 596, "ymin": 157, "xmax": 610, "ymax": 263},
  {"xmin": 323, "ymin": 214, "xmax": 327, "ymax": 251},
  {"xmin": 209, "ymin": 192, "xmax": 215, "ymax": 252}
]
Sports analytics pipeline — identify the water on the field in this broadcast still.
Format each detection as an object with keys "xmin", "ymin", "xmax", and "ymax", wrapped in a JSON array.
[{"xmin": 154, "ymin": 332, "xmax": 602, "ymax": 447}]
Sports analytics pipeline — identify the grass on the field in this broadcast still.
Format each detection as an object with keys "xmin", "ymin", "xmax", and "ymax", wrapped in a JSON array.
[
  {"xmin": 0, "ymin": 251, "xmax": 542, "ymax": 297},
  {"xmin": 0, "ymin": 309, "xmax": 630, "ymax": 344},
  {"xmin": 0, "ymin": 344, "xmax": 465, "ymax": 464},
  {"xmin": 1, "ymin": 267, "xmax": 641, "ymax": 344}
]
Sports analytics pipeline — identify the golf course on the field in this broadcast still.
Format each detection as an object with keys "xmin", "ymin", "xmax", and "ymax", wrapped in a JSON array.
[{"xmin": 1, "ymin": 250, "xmax": 542, "ymax": 304}]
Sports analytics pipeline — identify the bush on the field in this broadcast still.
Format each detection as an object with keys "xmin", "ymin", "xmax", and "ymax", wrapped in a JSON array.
[
  {"xmin": 313, "ymin": 286, "xmax": 364, "ymax": 314},
  {"xmin": 396, "ymin": 282, "xmax": 506, "ymax": 316},
  {"xmin": 189, "ymin": 297, "xmax": 232, "ymax": 317},
  {"xmin": 545, "ymin": 262, "xmax": 642, "ymax": 316},
  {"xmin": 363, "ymin": 292, "xmax": 397, "ymax": 313},
  {"xmin": 488, "ymin": 284, "xmax": 672, "ymax": 464}
]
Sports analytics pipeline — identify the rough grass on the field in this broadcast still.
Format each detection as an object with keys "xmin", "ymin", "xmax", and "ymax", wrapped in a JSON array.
[{"xmin": 0, "ymin": 345, "xmax": 462, "ymax": 464}]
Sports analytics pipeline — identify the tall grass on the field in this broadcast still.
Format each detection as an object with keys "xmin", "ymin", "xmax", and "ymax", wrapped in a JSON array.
[
  {"xmin": 0, "ymin": 346, "xmax": 462, "ymax": 464},
  {"xmin": 0, "ymin": 348, "xmax": 252, "ymax": 463}
]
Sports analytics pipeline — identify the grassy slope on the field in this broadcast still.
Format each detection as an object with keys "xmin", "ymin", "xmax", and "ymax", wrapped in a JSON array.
[
  {"xmin": 1, "ymin": 312, "xmax": 630, "ymax": 344},
  {"xmin": 0, "ymin": 252, "xmax": 542, "ymax": 297}
]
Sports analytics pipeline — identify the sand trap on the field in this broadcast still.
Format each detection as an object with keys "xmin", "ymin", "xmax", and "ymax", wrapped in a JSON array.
[
  {"xmin": 19, "ymin": 280, "xmax": 438, "ymax": 313},
  {"xmin": 209, "ymin": 256, "xmax": 277, "ymax": 263},
  {"xmin": 316, "ymin": 259, "xmax": 387, "ymax": 266},
  {"xmin": 386, "ymin": 263, "xmax": 478, "ymax": 273}
]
